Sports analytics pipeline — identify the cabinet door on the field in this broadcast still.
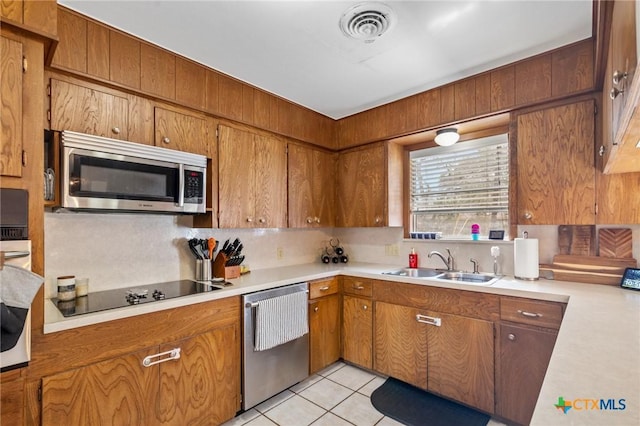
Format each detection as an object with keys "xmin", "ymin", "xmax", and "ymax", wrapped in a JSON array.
[
  {"xmin": 342, "ymin": 295, "xmax": 372, "ymax": 369},
  {"xmin": 0, "ymin": 36, "xmax": 23, "ymax": 177},
  {"xmin": 610, "ymin": 0, "xmax": 637, "ymax": 134},
  {"xmin": 42, "ymin": 347, "xmax": 161, "ymax": 426},
  {"xmin": 374, "ymin": 302, "xmax": 428, "ymax": 390},
  {"xmin": 0, "ymin": 372, "xmax": 24, "ymax": 425},
  {"xmin": 218, "ymin": 125, "xmax": 255, "ymax": 228},
  {"xmin": 597, "ymin": 171, "xmax": 640, "ymax": 223},
  {"xmin": 254, "ymin": 133, "xmax": 287, "ymax": 228},
  {"xmin": 497, "ymin": 323, "xmax": 557, "ymax": 425},
  {"xmin": 337, "ymin": 144, "xmax": 385, "ymax": 227},
  {"xmin": 288, "ymin": 143, "xmax": 314, "ymax": 227},
  {"xmin": 314, "ymin": 149, "xmax": 336, "ymax": 227},
  {"xmin": 309, "ymin": 294, "xmax": 341, "ymax": 374},
  {"xmin": 154, "ymin": 107, "xmax": 207, "ymax": 156},
  {"xmin": 516, "ymin": 100, "xmax": 595, "ymax": 224},
  {"xmin": 159, "ymin": 324, "xmax": 239, "ymax": 425},
  {"xmin": 426, "ymin": 311, "xmax": 495, "ymax": 413},
  {"xmin": 50, "ymin": 79, "xmax": 129, "ymax": 140}
]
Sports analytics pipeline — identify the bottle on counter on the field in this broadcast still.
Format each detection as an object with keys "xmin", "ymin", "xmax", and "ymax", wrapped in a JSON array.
[
  {"xmin": 409, "ymin": 248, "xmax": 418, "ymax": 268},
  {"xmin": 471, "ymin": 223, "xmax": 480, "ymax": 240}
]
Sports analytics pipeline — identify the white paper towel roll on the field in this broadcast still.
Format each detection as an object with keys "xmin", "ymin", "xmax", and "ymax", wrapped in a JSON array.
[{"xmin": 514, "ymin": 238, "xmax": 539, "ymax": 280}]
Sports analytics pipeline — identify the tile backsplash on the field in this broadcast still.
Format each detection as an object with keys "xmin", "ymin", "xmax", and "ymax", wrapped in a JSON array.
[{"xmin": 44, "ymin": 212, "xmax": 640, "ymax": 298}]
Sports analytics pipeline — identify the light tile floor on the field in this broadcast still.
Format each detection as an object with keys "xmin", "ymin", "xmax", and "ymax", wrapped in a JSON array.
[{"xmin": 222, "ymin": 362, "xmax": 507, "ymax": 426}]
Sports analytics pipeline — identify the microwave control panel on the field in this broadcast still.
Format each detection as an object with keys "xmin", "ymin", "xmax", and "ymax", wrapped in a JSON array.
[{"xmin": 184, "ymin": 170, "xmax": 204, "ymax": 203}]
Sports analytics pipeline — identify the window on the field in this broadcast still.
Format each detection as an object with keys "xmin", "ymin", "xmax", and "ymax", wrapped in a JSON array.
[{"xmin": 410, "ymin": 134, "xmax": 509, "ymax": 239}]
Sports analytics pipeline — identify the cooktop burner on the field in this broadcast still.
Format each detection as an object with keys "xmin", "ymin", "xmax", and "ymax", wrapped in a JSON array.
[{"xmin": 52, "ymin": 280, "xmax": 226, "ymax": 317}]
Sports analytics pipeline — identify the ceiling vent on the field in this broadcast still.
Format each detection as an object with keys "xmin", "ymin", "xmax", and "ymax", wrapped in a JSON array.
[{"xmin": 339, "ymin": 2, "xmax": 396, "ymax": 43}]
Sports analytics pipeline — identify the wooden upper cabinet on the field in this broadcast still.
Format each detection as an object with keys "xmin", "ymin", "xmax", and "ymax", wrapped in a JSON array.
[
  {"xmin": 50, "ymin": 78, "xmax": 129, "ymax": 140},
  {"xmin": 440, "ymin": 84, "xmax": 455, "ymax": 123},
  {"xmin": 516, "ymin": 55, "xmax": 552, "ymax": 105},
  {"xmin": 176, "ymin": 57, "xmax": 206, "ymax": 110},
  {"xmin": 288, "ymin": 143, "xmax": 336, "ymax": 228},
  {"xmin": 87, "ymin": 21, "xmax": 110, "ymax": 80},
  {"xmin": 551, "ymin": 39, "xmax": 594, "ymax": 98},
  {"xmin": 491, "ymin": 66, "xmax": 515, "ymax": 111},
  {"xmin": 217, "ymin": 74, "xmax": 243, "ymax": 121},
  {"xmin": 474, "ymin": 74, "xmax": 491, "ymax": 115},
  {"xmin": 454, "ymin": 79, "xmax": 476, "ymax": 120},
  {"xmin": 336, "ymin": 143, "xmax": 386, "ymax": 227},
  {"xmin": 154, "ymin": 107, "xmax": 207, "ymax": 156},
  {"xmin": 141, "ymin": 44, "xmax": 176, "ymax": 100},
  {"xmin": 1, "ymin": 0, "xmax": 57, "ymax": 35},
  {"xmin": 218, "ymin": 125, "xmax": 287, "ymax": 228},
  {"xmin": 596, "ymin": 171, "xmax": 640, "ymax": 224},
  {"xmin": 516, "ymin": 99, "xmax": 595, "ymax": 224},
  {"xmin": 51, "ymin": 7, "xmax": 87, "ymax": 73},
  {"xmin": 1, "ymin": 36, "xmax": 23, "ymax": 177},
  {"xmin": 109, "ymin": 30, "xmax": 140, "ymax": 89}
]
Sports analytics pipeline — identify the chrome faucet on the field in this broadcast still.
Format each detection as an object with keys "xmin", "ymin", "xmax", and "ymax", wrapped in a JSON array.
[
  {"xmin": 470, "ymin": 258, "xmax": 479, "ymax": 274},
  {"xmin": 428, "ymin": 248, "xmax": 455, "ymax": 271}
]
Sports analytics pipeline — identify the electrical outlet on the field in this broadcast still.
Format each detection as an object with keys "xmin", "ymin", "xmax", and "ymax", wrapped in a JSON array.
[
  {"xmin": 276, "ymin": 247, "xmax": 284, "ymax": 260},
  {"xmin": 385, "ymin": 244, "xmax": 399, "ymax": 256}
]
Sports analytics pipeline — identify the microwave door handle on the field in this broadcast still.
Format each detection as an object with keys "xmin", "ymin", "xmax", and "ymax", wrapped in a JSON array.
[{"xmin": 177, "ymin": 163, "xmax": 185, "ymax": 207}]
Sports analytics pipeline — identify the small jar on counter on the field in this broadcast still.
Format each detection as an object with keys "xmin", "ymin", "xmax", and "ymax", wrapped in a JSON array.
[
  {"xmin": 75, "ymin": 278, "xmax": 89, "ymax": 297},
  {"xmin": 57, "ymin": 276, "xmax": 76, "ymax": 301}
]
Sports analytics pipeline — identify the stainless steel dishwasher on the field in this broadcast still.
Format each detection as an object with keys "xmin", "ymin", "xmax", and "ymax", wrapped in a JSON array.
[
  {"xmin": 242, "ymin": 282, "xmax": 309, "ymax": 410},
  {"xmin": 242, "ymin": 283, "xmax": 309, "ymax": 410}
]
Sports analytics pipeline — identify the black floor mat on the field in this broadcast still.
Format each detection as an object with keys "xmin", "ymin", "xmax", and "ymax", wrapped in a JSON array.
[{"xmin": 370, "ymin": 377, "xmax": 490, "ymax": 426}]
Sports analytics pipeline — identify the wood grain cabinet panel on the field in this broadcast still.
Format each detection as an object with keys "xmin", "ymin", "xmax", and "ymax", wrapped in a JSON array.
[
  {"xmin": 336, "ymin": 143, "xmax": 385, "ymax": 227},
  {"xmin": 1, "ymin": 36, "xmax": 23, "ymax": 177},
  {"xmin": 497, "ymin": 323, "xmax": 557, "ymax": 425},
  {"xmin": 454, "ymin": 79, "xmax": 476, "ymax": 120},
  {"xmin": 2, "ymin": 0, "xmax": 56, "ymax": 34},
  {"xmin": 415, "ymin": 89, "xmax": 441, "ymax": 130},
  {"xmin": 141, "ymin": 44, "xmax": 176, "ymax": 100},
  {"xmin": 374, "ymin": 302, "xmax": 428, "ymax": 389},
  {"xmin": 109, "ymin": 30, "xmax": 140, "ymax": 89},
  {"xmin": 50, "ymin": 78, "xmax": 129, "ymax": 140},
  {"xmin": 342, "ymin": 295, "xmax": 373, "ymax": 369},
  {"xmin": 176, "ymin": 57, "xmax": 206, "ymax": 110},
  {"xmin": 218, "ymin": 125, "xmax": 287, "ymax": 228},
  {"xmin": 516, "ymin": 100, "xmax": 595, "ymax": 224},
  {"xmin": 1, "ymin": 371, "xmax": 24, "ymax": 425},
  {"xmin": 51, "ymin": 7, "xmax": 86, "ymax": 73},
  {"xmin": 154, "ymin": 107, "xmax": 207, "ymax": 156},
  {"xmin": 158, "ymin": 325, "xmax": 239, "ymax": 425},
  {"xmin": 551, "ymin": 39, "xmax": 594, "ymax": 97},
  {"xmin": 440, "ymin": 84, "xmax": 455, "ymax": 123},
  {"xmin": 309, "ymin": 285, "xmax": 340, "ymax": 374},
  {"xmin": 42, "ymin": 347, "xmax": 161, "ymax": 425},
  {"xmin": 515, "ymin": 55, "xmax": 552, "ymax": 105},
  {"xmin": 491, "ymin": 66, "xmax": 515, "ymax": 111},
  {"xmin": 475, "ymin": 74, "xmax": 491, "ymax": 115},
  {"xmin": 596, "ymin": 171, "xmax": 640, "ymax": 224},
  {"xmin": 288, "ymin": 143, "xmax": 336, "ymax": 228},
  {"xmin": 1, "ymin": 0, "xmax": 22, "ymax": 22},
  {"xmin": 218, "ymin": 74, "xmax": 243, "ymax": 121},
  {"xmin": 87, "ymin": 20, "xmax": 110, "ymax": 80}
]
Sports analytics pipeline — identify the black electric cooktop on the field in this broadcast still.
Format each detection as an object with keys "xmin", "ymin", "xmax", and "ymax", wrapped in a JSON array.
[{"xmin": 52, "ymin": 280, "xmax": 226, "ymax": 317}]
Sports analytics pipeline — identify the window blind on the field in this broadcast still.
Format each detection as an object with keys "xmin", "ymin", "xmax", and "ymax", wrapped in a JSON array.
[{"xmin": 410, "ymin": 134, "xmax": 509, "ymax": 215}]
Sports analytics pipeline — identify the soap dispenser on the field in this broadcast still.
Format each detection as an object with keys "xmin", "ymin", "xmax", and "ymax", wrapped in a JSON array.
[{"xmin": 409, "ymin": 248, "xmax": 418, "ymax": 268}]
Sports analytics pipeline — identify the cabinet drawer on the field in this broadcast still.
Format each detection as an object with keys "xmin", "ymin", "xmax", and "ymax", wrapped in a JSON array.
[
  {"xmin": 342, "ymin": 277, "xmax": 373, "ymax": 297},
  {"xmin": 501, "ymin": 298, "xmax": 564, "ymax": 329},
  {"xmin": 309, "ymin": 278, "xmax": 339, "ymax": 299}
]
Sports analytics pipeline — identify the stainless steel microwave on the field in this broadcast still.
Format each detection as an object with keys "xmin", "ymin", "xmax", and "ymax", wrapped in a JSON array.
[{"xmin": 61, "ymin": 131, "xmax": 206, "ymax": 214}]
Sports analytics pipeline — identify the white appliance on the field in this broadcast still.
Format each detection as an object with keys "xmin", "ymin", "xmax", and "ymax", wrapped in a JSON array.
[
  {"xmin": 61, "ymin": 131, "xmax": 207, "ymax": 214},
  {"xmin": 0, "ymin": 240, "xmax": 32, "ymax": 371}
]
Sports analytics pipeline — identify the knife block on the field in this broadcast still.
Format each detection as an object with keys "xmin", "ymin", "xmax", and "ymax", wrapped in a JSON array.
[{"xmin": 213, "ymin": 252, "xmax": 241, "ymax": 280}]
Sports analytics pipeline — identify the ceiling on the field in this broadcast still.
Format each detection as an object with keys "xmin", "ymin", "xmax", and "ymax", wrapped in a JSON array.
[{"xmin": 59, "ymin": 1, "xmax": 593, "ymax": 120}]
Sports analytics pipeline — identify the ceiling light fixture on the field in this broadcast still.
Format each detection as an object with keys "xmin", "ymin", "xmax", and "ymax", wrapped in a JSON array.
[
  {"xmin": 339, "ymin": 2, "xmax": 396, "ymax": 43},
  {"xmin": 434, "ymin": 128, "xmax": 460, "ymax": 146}
]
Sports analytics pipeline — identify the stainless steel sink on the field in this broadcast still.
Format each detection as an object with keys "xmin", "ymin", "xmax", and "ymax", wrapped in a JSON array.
[
  {"xmin": 382, "ymin": 268, "xmax": 500, "ymax": 286},
  {"xmin": 382, "ymin": 268, "xmax": 442, "ymax": 278},
  {"xmin": 436, "ymin": 272, "xmax": 500, "ymax": 285}
]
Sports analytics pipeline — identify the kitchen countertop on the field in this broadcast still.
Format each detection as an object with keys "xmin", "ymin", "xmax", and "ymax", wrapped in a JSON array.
[{"xmin": 43, "ymin": 262, "xmax": 640, "ymax": 425}]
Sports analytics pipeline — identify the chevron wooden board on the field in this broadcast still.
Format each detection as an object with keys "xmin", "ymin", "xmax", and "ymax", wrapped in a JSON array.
[{"xmin": 598, "ymin": 228, "xmax": 633, "ymax": 258}]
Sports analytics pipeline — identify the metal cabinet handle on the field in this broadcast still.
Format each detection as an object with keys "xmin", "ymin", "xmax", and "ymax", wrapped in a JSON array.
[
  {"xmin": 306, "ymin": 217, "xmax": 313, "ymax": 224},
  {"xmin": 319, "ymin": 286, "xmax": 330, "ymax": 291},
  {"xmin": 142, "ymin": 348, "xmax": 181, "ymax": 367},
  {"xmin": 314, "ymin": 306, "xmax": 319, "ymax": 312},
  {"xmin": 508, "ymin": 333, "xmax": 516, "ymax": 341},
  {"xmin": 599, "ymin": 145, "xmax": 605, "ymax": 157},
  {"xmin": 246, "ymin": 217, "xmax": 253, "ymax": 223},
  {"xmin": 612, "ymin": 70, "xmax": 628, "ymax": 85},
  {"xmin": 353, "ymin": 285, "xmax": 364, "ymax": 290},
  {"xmin": 258, "ymin": 218, "xmax": 266, "ymax": 224},
  {"xmin": 362, "ymin": 305, "xmax": 368, "ymax": 310},
  {"xmin": 314, "ymin": 217, "xmax": 320, "ymax": 224},
  {"xmin": 416, "ymin": 314, "xmax": 441, "ymax": 327},
  {"xmin": 111, "ymin": 127, "xmax": 121, "ymax": 135},
  {"xmin": 610, "ymin": 87, "xmax": 624, "ymax": 100},
  {"xmin": 518, "ymin": 309, "xmax": 542, "ymax": 318},
  {"xmin": 523, "ymin": 212, "xmax": 532, "ymax": 220},
  {"xmin": 162, "ymin": 136, "xmax": 171, "ymax": 144}
]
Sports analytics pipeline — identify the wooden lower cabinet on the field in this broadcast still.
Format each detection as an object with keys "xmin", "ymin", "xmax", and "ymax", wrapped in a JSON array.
[
  {"xmin": 342, "ymin": 295, "xmax": 373, "ymax": 369},
  {"xmin": 309, "ymin": 293, "xmax": 340, "ymax": 374},
  {"xmin": 496, "ymin": 323, "xmax": 558, "ymax": 425},
  {"xmin": 1, "ymin": 369, "xmax": 25, "ymax": 425},
  {"xmin": 42, "ymin": 324, "xmax": 239, "ymax": 425},
  {"xmin": 374, "ymin": 301, "xmax": 495, "ymax": 413}
]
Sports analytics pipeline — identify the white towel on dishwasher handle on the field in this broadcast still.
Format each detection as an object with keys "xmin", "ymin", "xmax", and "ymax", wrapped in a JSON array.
[{"xmin": 254, "ymin": 291, "xmax": 308, "ymax": 352}]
